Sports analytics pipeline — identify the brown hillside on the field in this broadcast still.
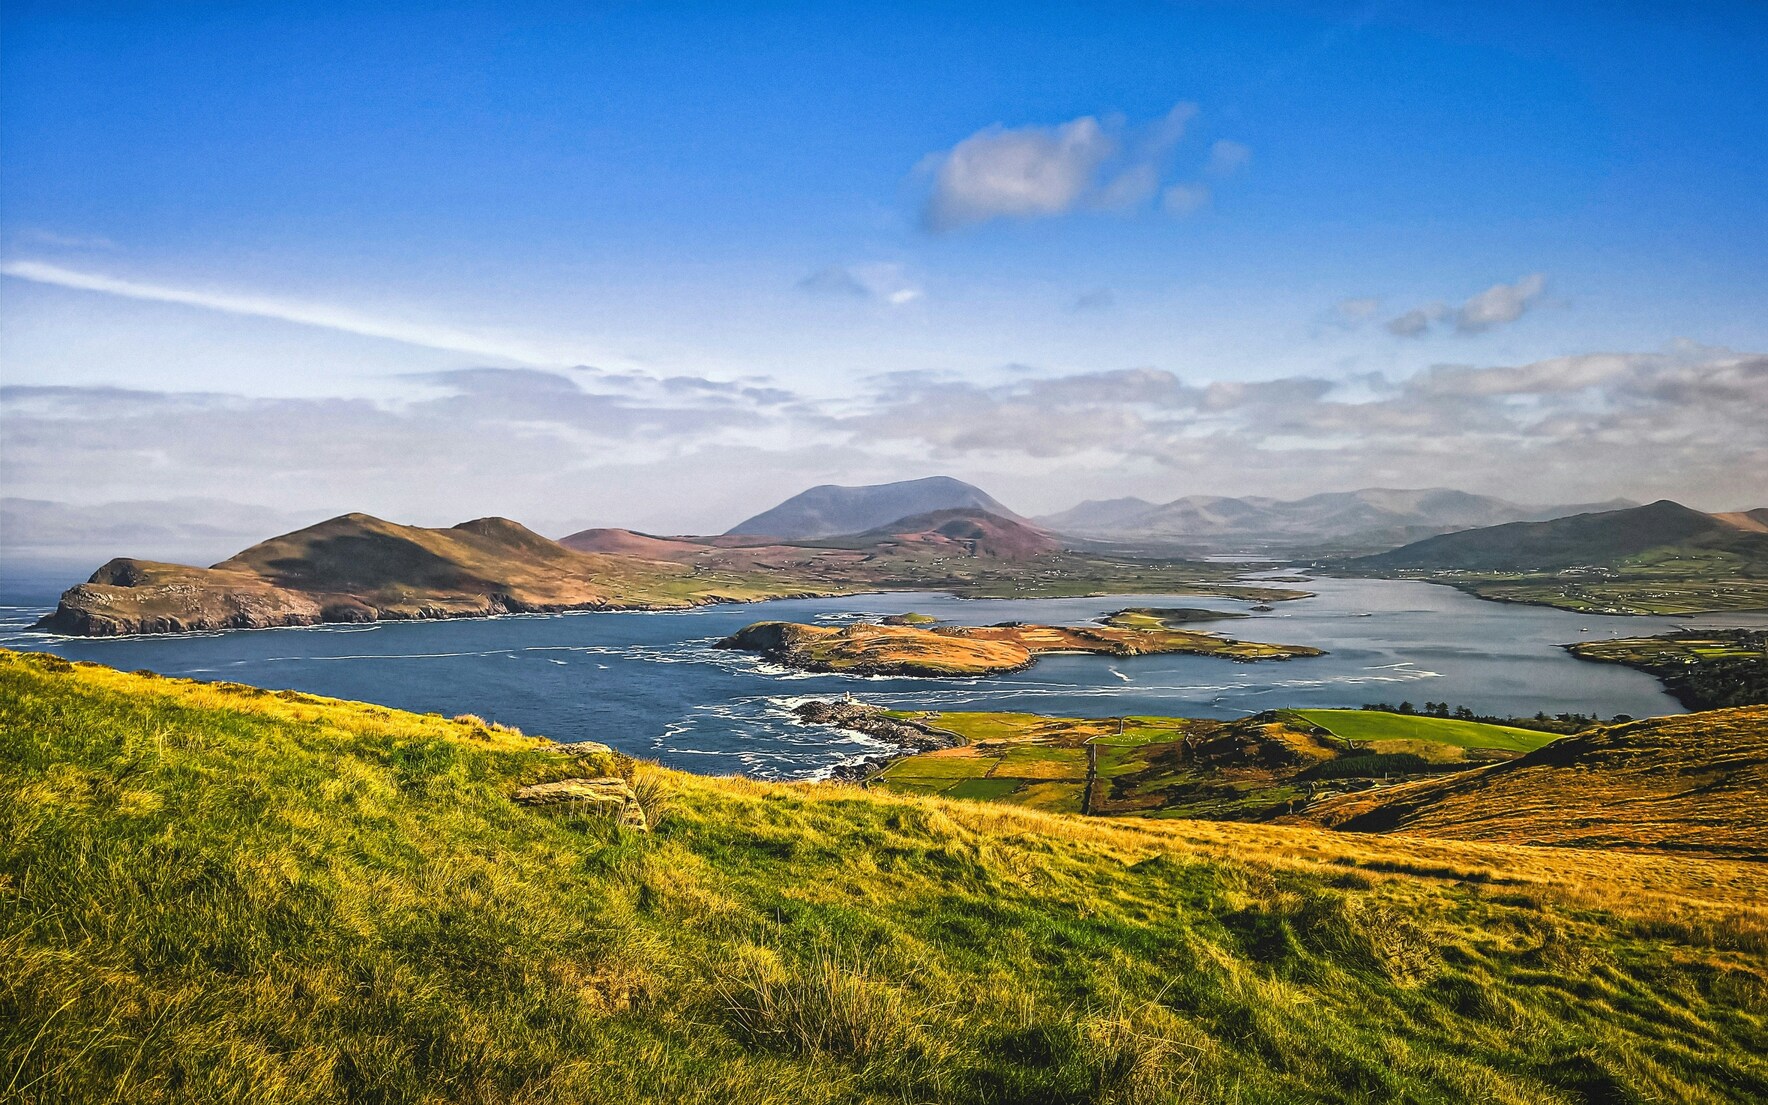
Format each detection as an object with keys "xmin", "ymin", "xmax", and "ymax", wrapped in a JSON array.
[
  {"xmin": 1292, "ymin": 707, "xmax": 1768, "ymax": 860},
  {"xmin": 557, "ymin": 527, "xmax": 708, "ymax": 559},
  {"xmin": 854, "ymin": 508, "xmax": 1062, "ymax": 559},
  {"xmin": 1713, "ymin": 508, "xmax": 1768, "ymax": 533},
  {"xmin": 37, "ymin": 513, "xmax": 799, "ymax": 635}
]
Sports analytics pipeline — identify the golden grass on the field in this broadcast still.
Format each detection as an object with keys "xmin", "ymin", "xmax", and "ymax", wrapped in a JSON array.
[
  {"xmin": 1297, "ymin": 708, "xmax": 1768, "ymax": 861},
  {"xmin": 5, "ymin": 649, "xmax": 1768, "ymax": 1103}
]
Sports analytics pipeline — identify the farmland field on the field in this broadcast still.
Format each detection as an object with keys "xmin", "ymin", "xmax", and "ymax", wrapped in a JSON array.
[{"xmin": 1291, "ymin": 709, "xmax": 1559, "ymax": 753}]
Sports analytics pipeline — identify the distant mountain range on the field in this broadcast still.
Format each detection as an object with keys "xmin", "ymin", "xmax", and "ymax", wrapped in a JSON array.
[
  {"xmin": 1037, "ymin": 488, "xmax": 1639, "ymax": 550},
  {"xmin": 563, "ymin": 507, "xmax": 1057, "ymax": 564},
  {"xmin": 1345, "ymin": 500, "xmax": 1768, "ymax": 572},
  {"xmin": 725, "ymin": 476, "xmax": 1022, "ymax": 539}
]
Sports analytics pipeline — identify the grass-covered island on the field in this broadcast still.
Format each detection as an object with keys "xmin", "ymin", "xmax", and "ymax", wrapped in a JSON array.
[
  {"xmin": 715, "ymin": 616, "xmax": 1324, "ymax": 677},
  {"xmin": 3, "ymin": 649, "xmax": 1767, "ymax": 1103}
]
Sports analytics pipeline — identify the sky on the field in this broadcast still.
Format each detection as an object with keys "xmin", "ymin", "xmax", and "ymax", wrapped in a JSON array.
[{"xmin": 3, "ymin": 0, "xmax": 1766, "ymax": 553}]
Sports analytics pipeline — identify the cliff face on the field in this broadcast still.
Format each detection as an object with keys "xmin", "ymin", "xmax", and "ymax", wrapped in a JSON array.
[{"xmin": 39, "ymin": 560, "xmax": 326, "ymax": 636}]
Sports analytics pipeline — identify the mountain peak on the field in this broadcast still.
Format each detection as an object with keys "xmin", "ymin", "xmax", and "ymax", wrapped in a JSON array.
[
  {"xmin": 725, "ymin": 477, "xmax": 1020, "ymax": 540},
  {"xmin": 854, "ymin": 507, "xmax": 1059, "ymax": 559}
]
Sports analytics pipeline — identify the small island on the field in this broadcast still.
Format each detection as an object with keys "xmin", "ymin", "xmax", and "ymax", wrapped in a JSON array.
[{"xmin": 715, "ymin": 615, "xmax": 1323, "ymax": 677}]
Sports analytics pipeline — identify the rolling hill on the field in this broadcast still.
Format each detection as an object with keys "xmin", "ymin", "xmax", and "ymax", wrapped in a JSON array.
[
  {"xmin": 847, "ymin": 507, "xmax": 1059, "ymax": 559},
  {"xmin": 566, "ymin": 508, "xmax": 1058, "ymax": 563},
  {"xmin": 724, "ymin": 476, "xmax": 1022, "ymax": 539},
  {"xmin": 1345, "ymin": 499, "xmax": 1768, "ymax": 572},
  {"xmin": 1294, "ymin": 707, "xmax": 1768, "ymax": 859},
  {"xmin": 37, "ymin": 512, "xmax": 828, "ymax": 636}
]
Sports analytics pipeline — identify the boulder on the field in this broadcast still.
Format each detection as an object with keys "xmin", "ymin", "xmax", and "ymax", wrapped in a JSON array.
[{"xmin": 513, "ymin": 777, "xmax": 648, "ymax": 832}]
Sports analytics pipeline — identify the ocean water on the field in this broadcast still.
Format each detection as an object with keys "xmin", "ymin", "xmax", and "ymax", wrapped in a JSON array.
[{"xmin": 0, "ymin": 572, "xmax": 1727, "ymax": 779}]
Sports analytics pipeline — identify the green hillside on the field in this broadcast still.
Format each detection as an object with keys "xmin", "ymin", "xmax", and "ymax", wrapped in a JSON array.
[
  {"xmin": 1345, "ymin": 500, "xmax": 1766, "ymax": 573},
  {"xmin": 1293, "ymin": 710, "xmax": 1559, "ymax": 753},
  {"xmin": 3, "ymin": 650, "xmax": 1766, "ymax": 1103},
  {"xmin": 1334, "ymin": 501, "xmax": 1768, "ymax": 615}
]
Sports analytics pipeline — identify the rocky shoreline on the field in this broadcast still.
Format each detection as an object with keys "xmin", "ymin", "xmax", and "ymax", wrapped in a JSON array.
[{"xmin": 792, "ymin": 699, "xmax": 963, "ymax": 782}]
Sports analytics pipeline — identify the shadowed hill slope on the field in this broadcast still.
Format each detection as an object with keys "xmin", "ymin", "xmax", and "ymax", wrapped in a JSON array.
[
  {"xmin": 564, "ymin": 508, "xmax": 1061, "ymax": 563},
  {"xmin": 725, "ymin": 476, "xmax": 1021, "ymax": 539},
  {"xmin": 1294, "ymin": 707, "xmax": 1768, "ymax": 859},
  {"xmin": 3, "ymin": 648, "xmax": 1765, "ymax": 1103},
  {"xmin": 1346, "ymin": 500, "xmax": 1768, "ymax": 572},
  {"xmin": 847, "ymin": 508, "xmax": 1061, "ymax": 559}
]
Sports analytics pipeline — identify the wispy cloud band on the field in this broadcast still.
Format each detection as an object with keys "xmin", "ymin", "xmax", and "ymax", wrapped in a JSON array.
[{"xmin": 1, "ymin": 259, "xmax": 567, "ymax": 364}]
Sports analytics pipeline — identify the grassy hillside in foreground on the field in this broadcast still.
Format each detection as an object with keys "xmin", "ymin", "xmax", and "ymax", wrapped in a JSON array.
[
  {"xmin": 3, "ymin": 651, "xmax": 1767, "ymax": 1104},
  {"xmin": 1296, "ymin": 708, "xmax": 1768, "ymax": 859}
]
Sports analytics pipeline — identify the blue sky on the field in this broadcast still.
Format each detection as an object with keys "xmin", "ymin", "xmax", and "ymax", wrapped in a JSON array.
[{"xmin": 2, "ymin": 1, "xmax": 1766, "ymax": 541}]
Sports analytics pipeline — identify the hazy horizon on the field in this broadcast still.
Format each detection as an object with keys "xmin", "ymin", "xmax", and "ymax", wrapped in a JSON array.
[{"xmin": 4, "ymin": 3, "xmax": 1765, "ymax": 543}]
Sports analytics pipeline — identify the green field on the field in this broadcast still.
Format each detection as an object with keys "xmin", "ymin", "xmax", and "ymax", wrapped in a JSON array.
[
  {"xmin": 874, "ymin": 710, "xmax": 1559, "ymax": 821},
  {"xmin": 1292, "ymin": 710, "xmax": 1560, "ymax": 753},
  {"xmin": 4, "ymin": 652, "xmax": 1768, "ymax": 1103}
]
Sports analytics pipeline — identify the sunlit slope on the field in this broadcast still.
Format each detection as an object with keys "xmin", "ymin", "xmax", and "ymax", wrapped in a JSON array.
[
  {"xmin": 716, "ymin": 619, "xmax": 1322, "ymax": 677},
  {"xmin": 2, "ymin": 650, "xmax": 1765, "ymax": 1104},
  {"xmin": 40, "ymin": 512, "xmax": 833, "ymax": 635},
  {"xmin": 1297, "ymin": 707, "xmax": 1768, "ymax": 858},
  {"xmin": 1294, "ymin": 709, "xmax": 1558, "ymax": 753}
]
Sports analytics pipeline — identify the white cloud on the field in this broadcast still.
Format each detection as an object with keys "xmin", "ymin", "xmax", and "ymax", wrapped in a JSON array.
[
  {"xmin": 1093, "ymin": 163, "xmax": 1160, "ymax": 210},
  {"xmin": 922, "ymin": 116, "xmax": 1116, "ymax": 231},
  {"xmin": 0, "ymin": 259, "xmax": 575, "ymax": 364},
  {"xmin": 1456, "ymin": 272, "xmax": 1547, "ymax": 333},
  {"xmin": 831, "ymin": 347, "xmax": 1768, "ymax": 508},
  {"xmin": 1161, "ymin": 183, "xmax": 1211, "ymax": 216},
  {"xmin": 920, "ymin": 103, "xmax": 1244, "ymax": 231},
  {"xmin": 1384, "ymin": 274, "xmax": 1548, "ymax": 338},
  {"xmin": 1205, "ymin": 139, "xmax": 1252, "ymax": 177},
  {"xmin": 1143, "ymin": 102, "xmax": 1200, "ymax": 155},
  {"xmin": 1386, "ymin": 302, "xmax": 1447, "ymax": 337}
]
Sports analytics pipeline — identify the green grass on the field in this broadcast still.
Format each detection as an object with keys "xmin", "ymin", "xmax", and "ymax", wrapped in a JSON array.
[
  {"xmin": 942, "ymin": 778, "xmax": 1025, "ymax": 801},
  {"xmin": 4, "ymin": 650, "xmax": 1767, "ymax": 1103},
  {"xmin": 1294, "ymin": 710, "xmax": 1560, "ymax": 753}
]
